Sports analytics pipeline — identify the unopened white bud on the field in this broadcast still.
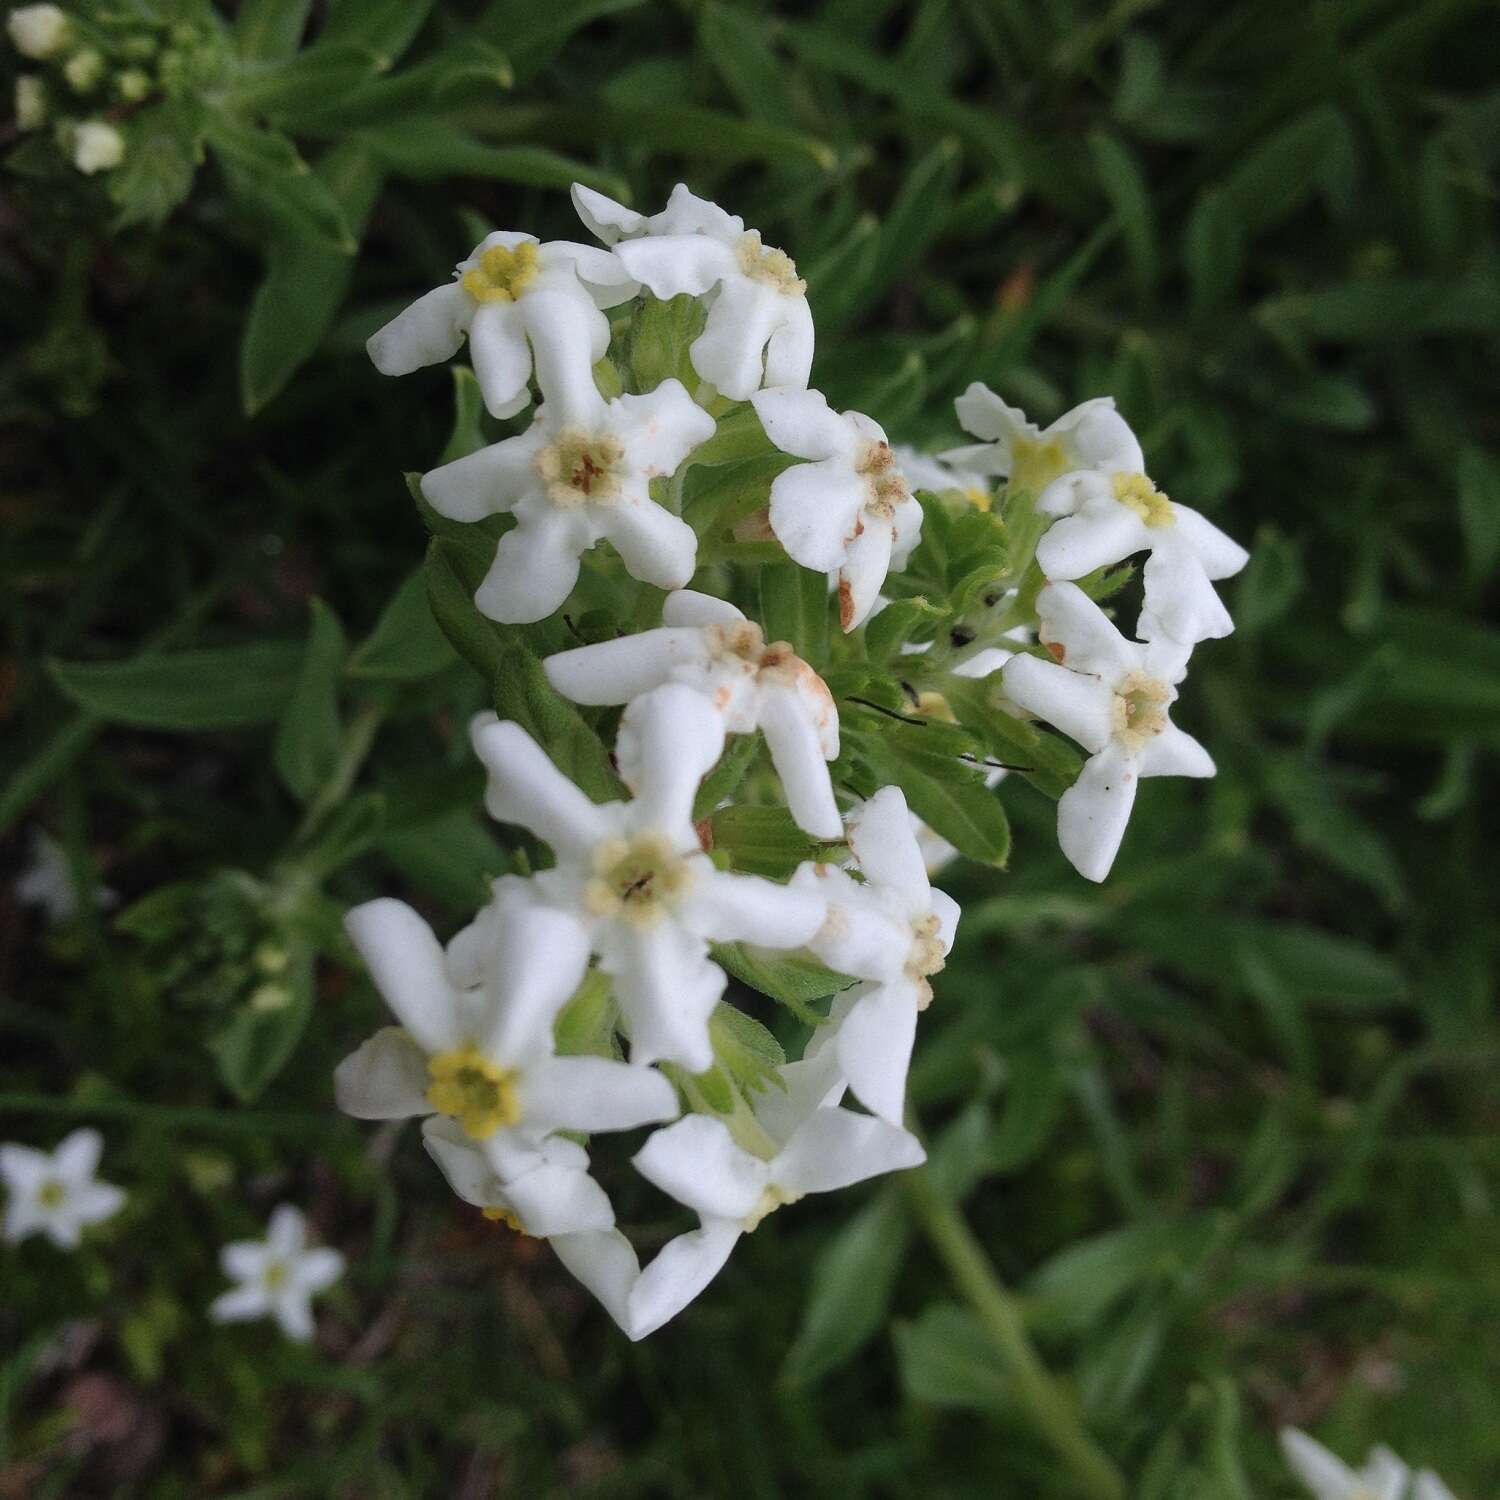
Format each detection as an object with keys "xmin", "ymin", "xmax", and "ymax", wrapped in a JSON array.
[
  {"xmin": 71, "ymin": 119, "xmax": 124, "ymax": 174},
  {"xmin": 115, "ymin": 66, "xmax": 149, "ymax": 101},
  {"xmin": 62, "ymin": 43, "xmax": 102, "ymax": 91},
  {"xmin": 14, "ymin": 73, "xmax": 45, "ymax": 128},
  {"xmin": 7, "ymin": 3, "xmax": 69, "ymax": 59}
]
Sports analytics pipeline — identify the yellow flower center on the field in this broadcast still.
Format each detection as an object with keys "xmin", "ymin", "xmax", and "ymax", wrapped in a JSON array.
[
  {"xmin": 37, "ymin": 1180, "xmax": 66, "ymax": 1210},
  {"xmin": 1111, "ymin": 471, "xmax": 1175, "ymax": 528},
  {"xmin": 735, "ymin": 231, "xmax": 805, "ymax": 295},
  {"xmin": 482, "ymin": 1206, "xmax": 527, "ymax": 1234},
  {"xmin": 962, "ymin": 485, "xmax": 993, "ymax": 512},
  {"xmin": 263, "ymin": 1261, "xmax": 290, "ymax": 1292},
  {"xmin": 460, "ymin": 241, "xmax": 540, "ymax": 304},
  {"xmin": 1112, "ymin": 671, "xmax": 1170, "ymax": 752},
  {"xmin": 857, "ymin": 440, "xmax": 911, "ymax": 521},
  {"xmin": 426, "ymin": 1046, "xmax": 522, "ymax": 1140},
  {"xmin": 1007, "ymin": 436, "xmax": 1071, "ymax": 497},
  {"xmin": 535, "ymin": 429, "xmax": 625, "ymax": 508},
  {"xmin": 906, "ymin": 912, "xmax": 946, "ymax": 1009},
  {"xmin": 583, "ymin": 834, "xmax": 694, "ymax": 927},
  {"xmin": 741, "ymin": 1182, "xmax": 805, "ymax": 1231},
  {"xmin": 915, "ymin": 691, "xmax": 957, "ymax": 724}
]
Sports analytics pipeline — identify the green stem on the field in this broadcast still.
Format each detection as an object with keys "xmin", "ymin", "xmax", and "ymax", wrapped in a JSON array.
[
  {"xmin": 902, "ymin": 1167, "xmax": 1125, "ymax": 1500},
  {"xmin": 293, "ymin": 700, "xmax": 385, "ymax": 845}
]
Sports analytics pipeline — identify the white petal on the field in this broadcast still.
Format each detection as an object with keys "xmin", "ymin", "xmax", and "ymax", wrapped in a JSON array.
[
  {"xmin": 768, "ymin": 460, "xmax": 866, "ymax": 572},
  {"xmin": 757, "ymin": 685, "xmax": 842, "ymax": 838},
  {"xmin": 614, "ymin": 233, "xmax": 738, "ymax": 298},
  {"xmin": 266, "ymin": 1204, "xmax": 307, "ymax": 1259},
  {"xmin": 615, "ymin": 684, "xmax": 725, "ymax": 832},
  {"xmin": 954, "ymin": 382, "xmax": 1034, "ymax": 451},
  {"xmin": 552, "ymin": 1227, "xmax": 641, "ymax": 1329},
  {"xmin": 53, "ymin": 1128, "xmax": 102, "ymax": 1182},
  {"xmin": 605, "ymin": 923, "xmax": 725, "ymax": 1073},
  {"xmin": 540, "ymin": 241, "xmax": 638, "ymax": 308},
  {"xmin": 273, "ymin": 1291, "xmax": 316, "ymax": 1342},
  {"xmin": 763, "ymin": 295, "xmax": 815, "ymax": 389},
  {"xmin": 1171, "ymin": 503, "xmax": 1249, "ymax": 579},
  {"xmin": 1049, "ymin": 397, "xmax": 1143, "ymax": 472},
  {"xmin": 473, "ymin": 511, "xmax": 588, "ymax": 624},
  {"xmin": 544, "ymin": 628, "xmax": 708, "ymax": 706},
  {"xmin": 293, "ymin": 1248, "xmax": 345, "ymax": 1294},
  {"xmin": 1414, "ymin": 1472, "xmax": 1458, "ymax": 1500},
  {"xmin": 72, "ymin": 1182, "xmax": 124, "ymax": 1226},
  {"xmin": 752, "ymin": 387, "xmax": 854, "ymax": 462},
  {"xmin": 773, "ymin": 1107, "xmax": 925, "ymax": 1195},
  {"xmin": 334, "ymin": 1027, "xmax": 432, "ymax": 1119},
  {"xmin": 691, "ymin": 277, "xmax": 782, "ymax": 400},
  {"xmin": 890, "ymin": 496, "xmax": 925, "ymax": 569},
  {"xmin": 467, "ymin": 300, "xmax": 533, "ymax": 419},
  {"xmin": 663, "ymin": 588, "xmax": 744, "ymax": 627},
  {"xmin": 367, "ymin": 282, "xmax": 472, "ymax": 377},
  {"xmin": 632, "ymin": 1114, "xmax": 766, "ymax": 1220},
  {"xmin": 1140, "ymin": 545, "xmax": 1235, "ymax": 644},
  {"xmin": 480, "ymin": 897, "xmax": 592, "ymax": 1063},
  {"xmin": 794, "ymin": 864, "xmax": 909, "ymax": 981},
  {"xmin": 422, "ymin": 1117, "xmax": 500, "ymax": 1205},
  {"xmin": 522, "ymin": 287, "xmax": 612, "ymax": 424},
  {"xmin": 1057, "ymin": 743, "xmax": 1138, "ymax": 883},
  {"xmin": 937, "ymin": 440, "xmax": 1013, "ymax": 478},
  {"xmin": 571, "ymin": 183, "xmax": 645, "ymax": 244},
  {"xmin": 1034, "ymin": 582, "xmax": 1138, "ymax": 683},
  {"xmin": 0, "ymin": 1144, "xmax": 48, "ymax": 1193},
  {"xmin": 836, "ymin": 981, "xmax": 919, "ymax": 1124},
  {"xmin": 626, "ymin": 1218, "xmax": 742, "ymax": 1338},
  {"xmin": 1279, "ymin": 1429, "xmax": 1360, "ymax": 1500},
  {"xmin": 344, "ymin": 900, "xmax": 460, "ymax": 1054},
  {"xmin": 612, "ymin": 380, "xmax": 717, "ymax": 475},
  {"xmin": 847, "ymin": 786, "xmax": 930, "ymax": 911},
  {"xmin": 837, "ymin": 520, "xmax": 893, "ymax": 632},
  {"xmin": 210, "ymin": 1284, "xmax": 271, "ymax": 1324},
  {"xmin": 222, "ymin": 1241, "xmax": 268, "ymax": 1281},
  {"xmin": 595, "ymin": 497, "xmax": 699, "ymax": 591},
  {"xmin": 1136, "ymin": 724, "xmax": 1215, "ymax": 779},
  {"xmin": 521, "ymin": 1056, "xmax": 678, "ymax": 1134},
  {"xmin": 420, "ymin": 425, "xmax": 546, "ymax": 522},
  {"xmin": 1001, "ymin": 655, "xmax": 1114, "ymax": 755},
  {"xmin": 469, "ymin": 713, "xmax": 611, "ymax": 857},
  {"xmin": 505, "ymin": 1160, "xmax": 615, "ymax": 1236},
  {"xmin": 656, "ymin": 183, "xmax": 743, "ymax": 237},
  {"xmin": 684, "ymin": 867, "xmax": 826, "ymax": 947},
  {"xmin": 1036, "ymin": 506, "xmax": 1151, "ymax": 580},
  {"xmin": 931, "ymin": 887, "xmax": 961, "ymax": 953},
  {"xmin": 752, "ymin": 1046, "xmax": 848, "ymax": 1142},
  {"xmin": 1360, "ymin": 1448, "xmax": 1411, "ymax": 1500}
]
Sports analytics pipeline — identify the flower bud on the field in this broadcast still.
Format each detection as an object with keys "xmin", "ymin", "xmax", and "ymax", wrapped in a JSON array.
[
  {"xmin": 115, "ymin": 67, "xmax": 149, "ymax": 101},
  {"xmin": 14, "ymin": 73, "xmax": 45, "ymax": 128},
  {"xmin": 71, "ymin": 119, "xmax": 124, "ymax": 175},
  {"xmin": 62, "ymin": 43, "xmax": 103, "ymax": 91},
  {"xmin": 7, "ymin": 3, "xmax": 69, "ymax": 59}
]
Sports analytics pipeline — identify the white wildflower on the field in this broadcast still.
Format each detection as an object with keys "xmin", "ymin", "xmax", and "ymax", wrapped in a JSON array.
[
  {"xmin": 1, "ymin": 1128, "xmax": 125, "ymax": 1248},
  {"xmin": 1279, "ymin": 1429, "xmax": 1413, "ymax": 1500},
  {"xmin": 15, "ymin": 828, "xmax": 114, "ymax": 924},
  {"xmin": 210, "ymin": 1205, "xmax": 344, "ymax": 1342}
]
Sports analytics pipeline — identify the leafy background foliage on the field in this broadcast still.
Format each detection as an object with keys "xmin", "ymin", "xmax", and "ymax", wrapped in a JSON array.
[{"xmin": 3, "ymin": 0, "xmax": 1498, "ymax": 1494}]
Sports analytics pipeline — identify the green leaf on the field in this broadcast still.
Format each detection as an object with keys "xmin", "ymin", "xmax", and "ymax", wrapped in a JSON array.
[
  {"xmin": 759, "ymin": 562, "xmax": 830, "ymax": 667},
  {"xmin": 273, "ymin": 600, "xmax": 347, "ymax": 803},
  {"xmin": 439, "ymin": 367, "xmax": 489, "ymax": 465},
  {"xmin": 863, "ymin": 595, "xmax": 946, "ymax": 665},
  {"xmin": 782, "ymin": 1188, "xmax": 910, "ymax": 1388},
  {"xmin": 698, "ymin": 1, "xmax": 797, "ymax": 122},
  {"xmin": 626, "ymin": 295, "xmax": 705, "ymax": 395},
  {"xmin": 320, "ymin": 0, "xmax": 435, "ymax": 67},
  {"xmin": 491, "ymin": 648, "xmax": 620, "ymax": 805},
  {"xmin": 106, "ymin": 106, "xmax": 198, "ymax": 228},
  {"xmin": 356, "ymin": 125, "xmax": 626, "ymax": 197},
  {"xmin": 1088, "ymin": 130, "xmax": 1155, "ymax": 297},
  {"xmin": 707, "ymin": 805, "xmax": 827, "ymax": 878},
  {"xmin": 1458, "ymin": 446, "xmax": 1500, "ymax": 590},
  {"xmin": 208, "ymin": 117, "xmax": 356, "ymax": 253},
  {"xmin": 228, "ymin": 45, "xmax": 381, "ymax": 119},
  {"xmin": 693, "ymin": 732, "xmax": 761, "ymax": 822},
  {"xmin": 347, "ymin": 569, "xmax": 458, "ymax": 681},
  {"xmin": 710, "ymin": 1004, "xmax": 785, "ymax": 1095},
  {"xmin": 234, "ymin": 0, "xmax": 312, "ymax": 61},
  {"xmin": 476, "ymin": 0, "xmax": 646, "ymax": 80},
  {"xmin": 712, "ymin": 943, "xmax": 853, "ymax": 1018},
  {"xmin": 894, "ymin": 1304, "xmax": 1008, "ymax": 1411},
  {"xmin": 424, "ymin": 534, "xmax": 514, "ymax": 683},
  {"xmin": 49, "ymin": 643, "xmax": 305, "ymax": 731},
  {"xmin": 209, "ymin": 948, "xmax": 314, "ymax": 1102}
]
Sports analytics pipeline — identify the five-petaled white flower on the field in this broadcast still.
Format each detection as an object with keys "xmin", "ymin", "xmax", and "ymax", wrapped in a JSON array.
[
  {"xmin": 469, "ymin": 684, "xmax": 826, "ymax": 1074},
  {"xmin": 210, "ymin": 1205, "xmax": 344, "ymax": 1342},
  {"xmin": 1, "ymin": 1128, "xmax": 124, "ymax": 1248},
  {"xmin": 753, "ymin": 387, "xmax": 924, "ymax": 632},
  {"xmin": 367, "ymin": 231, "xmax": 635, "ymax": 421},
  {"xmin": 334, "ymin": 889, "xmax": 676, "ymax": 1197},
  {"xmin": 420, "ymin": 382, "xmax": 714, "ymax": 623},
  {"xmin": 944, "ymin": 383, "xmax": 1144, "ymax": 500},
  {"xmin": 792, "ymin": 787, "xmax": 959, "ymax": 1122},
  {"xmin": 544, "ymin": 588, "xmax": 842, "ymax": 838},
  {"xmin": 574, "ymin": 183, "xmax": 814, "ymax": 401},
  {"xmin": 553, "ymin": 1048, "xmax": 921, "ymax": 1338},
  {"xmin": 1279, "ymin": 1429, "xmax": 1458, "ymax": 1500},
  {"xmin": 1002, "ymin": 582, "xmax": 1213, "ymax": 883},
  {"xmin": 1035, "ymin": 467, "xmax": 1249, "ymax": 645}
]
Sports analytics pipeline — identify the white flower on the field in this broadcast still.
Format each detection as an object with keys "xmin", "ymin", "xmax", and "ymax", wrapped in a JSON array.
[
  {"xmin": 792, "ymin": 787, "xmax": 959, "ymax": 1122},
  {"xmin": 420, "ymin": 380, "xmax": 713, "ymax": 623},
  {"xmin": 1415, "ymin": 1473, "xmax": 1458, "ymax": 1500},
  {"xmin": 543, "ymin": 588, "xmax": 842, "ymax": 838},
  {"xmin": 576, "ymin": 182, "xmax": 813, "ymax": 401},
  {"xmin": 892, "ymin": 444, "xmax": 994, "ymax": 508},
  {"xmin": 71, "ymin": 119, "xmax": 123, "ymax": 175},
  {"xmin": 366, "ymin": 231, "xmax": 636, "ymax": 421},
  {"xmin": 334, "ymin": 889, "xmax": 675, "ymax": 1197},
  {"xmin": 944, "ymin": 384, "xmax": 1143, "ymax": 498},
  {"xmin": 1001, "ymin": 582, "xmax": 1213, "ymax": 882},
  {"xmin": 62, "ymin": 44, "xmax": 101, "ymax": 90},
  {"xmin": 14, "ymin": 828, "xmax": 114, "ymax": 923},
  {"xmin": 422, "ymin": 1119, "xmax": 615, "ymax": 1239},
  {"xmin": 1034, "ymin": 467, "xmax": 1248, "ymax": 645},
  {"xmin": 752, "ymin": 387, "xmax": 924, "ymax": 632},
  {"xmin": 1, "ymin": 1129, "xmax": 124, "ymax": 1248},
  {"xmin": 210, "ymin": 1205, "xmax": 344, "ymax": 1342},
  {"xmin": 1278, "ymin": 1429, "xmax": 1413, "ymax": 1500},
  {"xmin": 14, "ymin": 74, "xmax": 45, "ymax": 129},
  {"xmin": 7, "ymin": 4, "xmax": 69, "ymax": 59},
  {"xmin": 469, "ymin": 683, "xmax": 827, "ymax": 1073}
]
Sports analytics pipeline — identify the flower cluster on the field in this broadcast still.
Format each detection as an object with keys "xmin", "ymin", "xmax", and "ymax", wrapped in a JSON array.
[
  {"xmin": 1280, "ymin": 1428, "xmax": 1458, "ymax": 1500},
  {"xmin": 350, "ymin": 181, "xmax": 1247, "ymax": 1334}
]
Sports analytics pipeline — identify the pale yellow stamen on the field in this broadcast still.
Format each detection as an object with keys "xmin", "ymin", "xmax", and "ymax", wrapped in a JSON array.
[
  {"xmin": 583, "ymin": 834, "xmax": 694, "ymax": 927},
  {"xmin": 37, "ymin": 1180, "xmax": 66, "ymax": 1209},
  {"xmin": 741, "ymin": 1182, "xmax": 805, "ymax": 1231},
  {"xmin": 1111, "ymin": 471, "xmax": 1175, "ymax": 528},
  {"xmin": 263, "ymin": 1261, "xmax": 289, "ymax": 1291},
  {"xmin": 461, "ymin": 241, "xmax": 540, "ymax": 304},
  {"xmin": 1111, "ymin": 671, "xmax": 1170, "ymax": 752},
  {"xmin": 857, "ymin": 439, "xmax": 911, "ymax": 521},
  {"xmin": 1007, "ymin": 436, "xmax": 1070, "ymax": 497},
  {"xmin": 482, "ymin": 1206, "xmax": 527, "ymax": 1234},
  {"xmin": 735, "ymin": 231, "xmax": 805, "ymax": 295},
  {"xmin": 535, "ymin": 430, "xmax": 625, "ymax": 508},
  {"xmin": 906, "ymin": 912, "xmax": 947, "ymax": 1010},
  {"xmin": 962, "ymin": 486, "xmax": 993, "ymax": 512},
  {"xmin": 427, "ymin": 1046, "xmax": 522, "ymax": 1140}
]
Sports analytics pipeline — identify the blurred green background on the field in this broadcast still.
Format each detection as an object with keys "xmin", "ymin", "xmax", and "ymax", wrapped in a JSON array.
[{"xmin": 3, "ymin": 0, "xmax": 1498, "ymax": 1495}]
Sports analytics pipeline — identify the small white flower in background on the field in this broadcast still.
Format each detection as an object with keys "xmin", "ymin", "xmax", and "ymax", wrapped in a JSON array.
[
  {"xmin": 1002, "ymin": 582, "xmax": 1213, "ymax": 883},
  {"xmin": 892, "ymin": 444, "xmax": 994, "ymax": 509},
  {"xmin": 944, "ymin": 383, "xmax": 1144, "ymax": 499},
  {"xmin": 753, "ymin": 387, "xmax": 924, "ymax": 632},
  {"xmin": 210, "ymin": 1205, "xmax": 344, "ymax": 1342},
  {"xmin": 575, "ymin": 182, "xmax": 814, "ymax": 401},
  {"xmin": 1278, "ymin": 1428, "xmax": 1450, "ymax": 1500},
  {"xmin": 366, "ymin": 230, "xmax": 636, "ymax": 421},
  {"xmin": 1035, "ymin": 468, "xmax": 1249, "ymax": 645},
  {"xmin": 793, "ymin": 787, "xmax": 959, "ymax": 1123},
  {"xmin": 555, "ymin": 1048, "xmax": 921, "ymax": 1338},
  {"xmin": 1, "ymin": 1128, "xmax": 125, "ymax": 1248},
  {"xmin": 470, "ymin": 684, "xmax": 826, "ymax": 1073},
  {"xmin": 7, "ymin": 3, "xmax": 69, "ymax": 59},
  {"xmin": 335, "ymin": 891, "xmax": 675, "ymax": 1199},
  {"xmin": 1414, "ymin": 1473, "xmax": 1459, "ymax": 1500},
  {"xmin": 14, "ymin": 74, "xmax": 46, "ymax": 129},
  {"xmin": 71, "ymin": 119, "xmax": 124, "ymax": 175},
  {"xmin": 15, "ymin": 828, "xmax": 115, "ymax": 924},
  {"xmin": 420, "ymin": 380, "xmax": 713, "ymax": 623},
  {"xmin": 544, "ymin": 588, "xmax": 842, "ymax": 838}
]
